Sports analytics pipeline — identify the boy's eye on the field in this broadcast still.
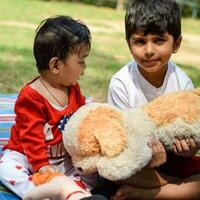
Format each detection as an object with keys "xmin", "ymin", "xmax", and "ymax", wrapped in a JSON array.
[
  {"xmin": 155, "ymin": 38, "xmax": 166, "ymax": 44},
  {"xmin": 132, "ymin": 39, "xmax": 145, "ymax": 45}
]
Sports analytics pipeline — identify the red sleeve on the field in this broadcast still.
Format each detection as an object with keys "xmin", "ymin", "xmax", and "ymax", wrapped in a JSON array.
[{"xmin": 15, "ymin": 94, "xmax": 50, "ymax": 171}]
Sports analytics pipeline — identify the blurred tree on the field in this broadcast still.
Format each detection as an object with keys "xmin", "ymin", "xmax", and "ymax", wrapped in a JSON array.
[
  {"xmin": 116, "ymin": 0, "xmax": 125, "ymax": 10},
  {"xmin": 177, "ymin": 0, "xmax": 200, "ymax": 18}
]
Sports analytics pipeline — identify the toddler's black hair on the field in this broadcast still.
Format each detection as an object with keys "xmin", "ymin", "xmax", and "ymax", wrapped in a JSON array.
[{"xmin": 33, "ymin": 15, "xmax": 91, "ymax": 72}]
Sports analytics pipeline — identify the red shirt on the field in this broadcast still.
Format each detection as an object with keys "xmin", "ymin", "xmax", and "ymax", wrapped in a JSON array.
[{"xmin": 4, "ymin": 82, "xmax": 85, "ymax": 171}]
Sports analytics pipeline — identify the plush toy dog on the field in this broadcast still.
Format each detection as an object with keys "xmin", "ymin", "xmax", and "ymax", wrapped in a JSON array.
[
  {"xmin": 23, "ymin": 88, "xmax": 200, "ymax": 199},
  {"xmin": 63, "ymin": 88, "xmax": 200, "ymax": 181}
]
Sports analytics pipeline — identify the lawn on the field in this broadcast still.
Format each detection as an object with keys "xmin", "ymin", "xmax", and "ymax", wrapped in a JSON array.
[{"xmin": 0, "ymin": 0, "xmax": 200, "ymax": 102}]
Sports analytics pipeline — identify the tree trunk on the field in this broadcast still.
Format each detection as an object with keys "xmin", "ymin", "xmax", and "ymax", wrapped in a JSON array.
[{"xmin": 116, "ymin": 0, "xmax": 124, "ymax": 10}]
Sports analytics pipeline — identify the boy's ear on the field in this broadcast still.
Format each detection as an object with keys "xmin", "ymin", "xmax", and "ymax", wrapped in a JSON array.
[
  {"xmin": 173, "ymin": 36, "xmax": 182, "ymax": 54},
  {"xmin": 49, "ymin": 57, "xmax": 61, "ymax": 74}
]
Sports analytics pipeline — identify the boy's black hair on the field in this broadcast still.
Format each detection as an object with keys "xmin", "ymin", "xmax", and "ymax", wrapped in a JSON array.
[
  {"xmin": 125, "ymin": 0, "xmax": 181, "ymax": 41},
  {"xmin": 33, "ymin": 15, "xmax": 91, "ymax": 72}
]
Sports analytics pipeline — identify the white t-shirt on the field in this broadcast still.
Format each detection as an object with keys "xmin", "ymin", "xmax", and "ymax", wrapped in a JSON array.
[{"xmin": 107, "ymin": 60, "xmax": 194, "ymax": 109}]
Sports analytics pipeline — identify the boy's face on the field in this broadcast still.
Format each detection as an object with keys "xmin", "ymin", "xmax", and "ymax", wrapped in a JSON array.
[
  {"xmin": 128, "ymin": 31, "xmax": 181, "ymax": 74},
  {"xmin": 58, "ymin": 45, "xmax": 90, "ymax": 86}
]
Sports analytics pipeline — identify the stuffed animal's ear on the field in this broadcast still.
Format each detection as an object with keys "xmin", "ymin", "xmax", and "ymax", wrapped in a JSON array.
[
  {"xmin": 192, "ymin": 88, "xmax": 200, "ymax": 96},
  {"xmin": 77, "ymin": 107, "xmax": 127, "ymax": 157}
]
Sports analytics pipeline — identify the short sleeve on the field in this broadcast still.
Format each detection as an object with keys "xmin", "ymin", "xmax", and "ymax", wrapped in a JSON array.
[{"xmin": 107, "ymin": 77, "xmax": 130, "ymax": 109}]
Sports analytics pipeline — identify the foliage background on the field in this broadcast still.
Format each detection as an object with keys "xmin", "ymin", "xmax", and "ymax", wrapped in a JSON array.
[{"xmin": 0, "ymin": 0, "xmax": 200, "ymax": 102}]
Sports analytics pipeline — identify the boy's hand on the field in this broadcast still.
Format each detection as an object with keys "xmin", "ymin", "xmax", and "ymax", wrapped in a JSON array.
[
  {"xmin": 173, "ymin": 138, "xmax": 199, "ymax": 157},
  {"xmin": 146, "ymin": 139, "xmax": 167, "ymax": 168}
]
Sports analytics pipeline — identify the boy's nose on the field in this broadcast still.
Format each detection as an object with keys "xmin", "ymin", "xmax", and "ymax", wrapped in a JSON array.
[{"xmin": 144, "ymin": 43, "xmax": 155, "ymax": 58}]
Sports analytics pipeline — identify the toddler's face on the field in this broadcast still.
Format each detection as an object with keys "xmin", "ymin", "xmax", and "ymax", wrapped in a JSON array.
[
  {"xmin": 58, "ymin": 45, "xmax": 90, "ymax": 86},
  {"xmin": 128, "ymin": 31, "xmax": 181, "ymax": 74}
]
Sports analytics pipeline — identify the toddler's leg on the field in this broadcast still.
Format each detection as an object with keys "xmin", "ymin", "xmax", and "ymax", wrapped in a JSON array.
[
  {"xmin": 0, "ymin": 150, "xmax": 35, "ymax": 197},
  {"xmin": 23, "ymin": 175, "xmax": 92, "ymax": 200}
]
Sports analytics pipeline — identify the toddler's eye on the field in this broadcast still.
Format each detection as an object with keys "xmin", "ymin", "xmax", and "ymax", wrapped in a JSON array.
[{"xmin": 79, "ymin": 61, "xmax": 85, "ymax": 65}]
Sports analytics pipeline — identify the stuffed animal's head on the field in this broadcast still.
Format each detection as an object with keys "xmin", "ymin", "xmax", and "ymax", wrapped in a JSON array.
[{"xmin": 63, "ymin": 103, "xmax": 155, "ymax": 181}]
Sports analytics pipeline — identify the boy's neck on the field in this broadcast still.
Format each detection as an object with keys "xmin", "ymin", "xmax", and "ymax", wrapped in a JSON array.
[{"xmin": 138, "ymin": 65, "xmax": 168, "ymax": 88}]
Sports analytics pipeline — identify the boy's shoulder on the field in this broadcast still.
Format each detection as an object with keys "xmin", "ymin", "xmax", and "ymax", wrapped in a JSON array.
[
  {"xmin": 169, "ymin": 61, "xmax": 194, "ymax": 89},
  {"xmin": 169, "ymin": 61, "xmax": 190, "ymax": 79}
]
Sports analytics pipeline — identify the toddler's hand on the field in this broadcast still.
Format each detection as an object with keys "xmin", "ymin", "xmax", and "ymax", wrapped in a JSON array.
[
  {"xmin": 146, "ymin": 139, "xmax": 167, "ymax": 168},
  {"xmin": 173, "ymin": 138, "xmax": 199, "ymax": 157},
  {"xmin": 39, "ymin": 165, "xmax": 57, "ymax": 173}
]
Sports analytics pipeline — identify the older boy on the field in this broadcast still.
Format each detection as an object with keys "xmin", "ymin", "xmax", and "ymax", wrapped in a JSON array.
[{"xmin": 108, "ymin": 0, "xmax": 200, "ymax": 199}]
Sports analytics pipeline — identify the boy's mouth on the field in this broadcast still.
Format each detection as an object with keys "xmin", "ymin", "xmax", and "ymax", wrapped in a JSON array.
[{"xmin": 143, "ymin": 59, "xmax": 159, "ymax": 66}]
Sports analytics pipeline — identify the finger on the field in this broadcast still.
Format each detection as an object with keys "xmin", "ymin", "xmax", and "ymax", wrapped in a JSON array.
[
  {"xmin": 154, "ymin": 139, "xmax": 161, "ymax": 145},
  {"xmin": 151, "ymin": 140, "xmax": 158, "ymax": 156},
  {"xmin": 180, "ymin": 139, "xmax": 190, "ymax": 151},
  {"xmin": 174, "ymin": 139, "xmax": 183, "ymax": 152},
  {"xmin": 148, "ymin": 138, "xmax": 157, "ymax": 148},
  {"xmin": 148, "ymin": 140, "xmax": 153, "ymax": 148},
  {"xmin": 158, "ymin": 149, "xmax": 166, "ymax": 166},
  {"xmin": 189, "ymin": 138, "xmax": 197, "ymax": 148},
  {"xmin": 153, "ymin": 142, "xmax": 166, "ymax": 167},
  {"xmin": 160, "ymin": 145, "xmax": 167, "ymax": 163},
  {"xmin": 173, "ymin": 144, "xmax": 178, "ymax": 154}
]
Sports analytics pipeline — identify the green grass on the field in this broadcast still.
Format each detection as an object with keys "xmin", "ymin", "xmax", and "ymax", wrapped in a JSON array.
[
  {"xmin": 0, "ymin": 0, "xmax": 200, "ymax": 101},
  {"xmin": 182, "ymin": 18, "xmax": 200, "ymax": 34}
]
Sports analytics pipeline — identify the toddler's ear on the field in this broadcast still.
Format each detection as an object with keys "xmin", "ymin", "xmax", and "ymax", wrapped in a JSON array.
[
  {"xmin": 49, "ymin": 57, "xmax": 60, "ymax": 73},
  {"xmin": 173, "ymin": 36, "xmax": 182, "ymax": 53}
]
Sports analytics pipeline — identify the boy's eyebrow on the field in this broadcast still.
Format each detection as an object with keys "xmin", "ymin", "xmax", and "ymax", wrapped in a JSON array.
[
  {"xmin": 131, "ymin": 35, "xmax": 145, "ymax": 39},
  {"xmin": 131, "ymin": 33, "xmax": 168, "ymax": 39}
]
